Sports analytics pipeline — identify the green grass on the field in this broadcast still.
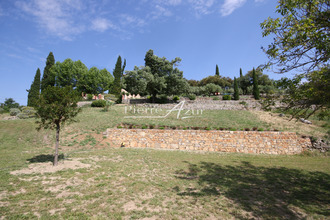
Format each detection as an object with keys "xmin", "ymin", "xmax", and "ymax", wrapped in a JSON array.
[
  {"xmin": 0, "ymin": 105, "xmax": 329, "ymax": 219},
  {"xmin": 73, "ymin": 105, "xmax": 272, "ymax": 133}
]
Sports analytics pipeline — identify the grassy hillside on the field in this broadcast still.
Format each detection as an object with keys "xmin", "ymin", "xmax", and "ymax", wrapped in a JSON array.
[{"xmin": 0, "ymin": 106, "xmax": 329, "ymax": 219}]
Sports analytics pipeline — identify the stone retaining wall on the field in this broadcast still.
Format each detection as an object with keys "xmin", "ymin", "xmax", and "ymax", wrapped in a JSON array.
[{"xmin": 105, "ymin": 129, "xmax": 311, "ymax": 155}]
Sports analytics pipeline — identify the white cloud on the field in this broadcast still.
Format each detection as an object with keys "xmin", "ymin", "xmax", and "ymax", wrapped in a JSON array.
[
  {"xmin": 188, "ymin": 0, "xmax": 216, "ymax": 16},
  {"xmin": 16, "ymin": 0, "xmax": 85, "ymax": 40},
  {"xmin": 91, "ymin": 18, "xmax": 116, "ymax": 32},
  {"xmin": 220, "ymin": 0, "xmax": 247, "ymax": 17}
]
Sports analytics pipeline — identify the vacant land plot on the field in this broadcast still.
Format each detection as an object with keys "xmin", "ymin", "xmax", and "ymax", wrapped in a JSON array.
[{"xmin": 0, "ymin": 106, "xmax": 329, "ymax": 219}]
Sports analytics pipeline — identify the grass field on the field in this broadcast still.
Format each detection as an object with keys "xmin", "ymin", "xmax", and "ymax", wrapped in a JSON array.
[{"xmin": 0, "ymin": 105, "xmax": 329, "ymax": 219}]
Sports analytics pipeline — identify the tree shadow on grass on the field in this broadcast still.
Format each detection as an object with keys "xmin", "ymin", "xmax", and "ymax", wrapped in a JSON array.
[
  {"xmin": 174, "ymin": 161, "xmax": 330, "ymax": 219},
  {"xmin": 27, "ymin": 154, "xmax": 65, "ymax": 163}
]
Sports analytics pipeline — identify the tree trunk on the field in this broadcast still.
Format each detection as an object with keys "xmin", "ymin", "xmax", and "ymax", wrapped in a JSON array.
[{"xmin": 54, "ymin": 123, "xmax": 60, "ymax": 166}]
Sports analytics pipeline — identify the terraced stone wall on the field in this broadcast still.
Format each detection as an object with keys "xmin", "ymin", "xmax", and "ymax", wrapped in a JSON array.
[{"xmin": 105, "ymin": 129, "xmax": 311, "ymax": 155}]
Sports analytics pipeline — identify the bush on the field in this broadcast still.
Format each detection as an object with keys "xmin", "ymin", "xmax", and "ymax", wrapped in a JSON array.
[
  {"xmin": 0, "ymin": 107, "xmax": 4, "ymax": 114},
  {"xmin": 222, "ymin": 95, "xmax": 232, "ymax": 100},
  {"xmin": 91, "ymin": 100, "xmax": 107, "ymax": 107},
  {"xmin": 17, "ymin": 106, "xmax": 37, "ymax": 119},
  {"xmin": 187, "ymin": 94, "xmax": 196, "ymax": 100},
  {"xmin": 173, "ymin": 96, "xmax": 180, "ymax": 102},
  {"xmin": 10, "ymin": 108, "xmax": 21, "ymax": 116},
  {"xmin": 213, "ymin": 96, "xmax": 220, "ymax": 100},
  {"xmin": 87, "ymin": 94, "xmax": 93, "ymax": 100}
]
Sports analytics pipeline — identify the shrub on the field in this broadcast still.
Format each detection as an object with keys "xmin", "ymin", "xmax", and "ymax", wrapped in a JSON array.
[
  {"xmin": 187, "ymin": 94, "xmax": 196, "ymax": 100},
  {"xmin": 158, "ymin": 94, "xmax": 168, "ymax": 104},
  {"xmin": 17, "ymin": 106, "xmax": 37, "ymax": 119},
  {"xmin": 0, "ymin": 107, "xmax": 4, "ymax": 114},
  {"xmin": 87, "ymin": 94, "xmax": 93, "ymax": 100},
  {"xmin": 10, "ymin": 108, "xmax": 21, "ymax": 116},
  {"xmin": 91, "ymin": 100, "xmax": 107, "ymax": 107},
  {"xmin": 173, "ymin": 96, "xmax": 180, "ymax": 102},
  {"xmin": 213, "ymin": 97, "xmax": 220, "ymax": 100},
  {"xmin": 222, "ymin": 95, "xmax": 232, "ymax": 100},
  {"xmin": 103, "ymin": 100, "xmax": 114, "ymax": 112}
]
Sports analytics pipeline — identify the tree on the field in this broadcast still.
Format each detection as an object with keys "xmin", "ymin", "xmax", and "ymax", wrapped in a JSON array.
[
  {"xmin": 277, "ymin": 67, "xmax": 329, "ymax": 119},
  {"xmin": 1, "ymin": 98, "xmax": 19, "ymax": 112},
  {"xmin": 233, "ymin": 77, "xmax": 239, "ymax": 100},
  {"xmin": 239, "ymin": 69, "xmax": 273, "ymax": 95},
  {"xmin": 27, "ymin": 68, "xmax": 41, "ymax": 107},
  {"xmin": 260, "ymin": 0, "xmax": 330, "ymax": 73},
  {"xmin": 54, "ymin": 59, "xmax": 88, "ymax": 89},
  {"xmin": 36, "ymin": 86, "xmax": 81, "ymax": 166},
  {"xmin": 215, "ymin": 65, "xmax": 220, "ymax": 76},
  {"xmin": 204, "ymin": 83, "xmax": 222, "ymax": 96},
  {"xmin": 252, "ymin": 68, "xmax": 260, "ymax": 100},
  {"xmin": 240, "ymin": 68, "xmax": 243, "ymax": 78},
  {"xmin": 127, "ymin": 49, "xmax": 186, "ymax": 102},
  {"xmin": 79, "ymin": 67, "xmax": 113, "ymax": 94},
  {"xmin": 199, "ymin": 75, "xmax": 232, "ymax": 88},
  {"xmin": 111, "ymin": 56, "xmax": 126, "ymax": 95},
  {"xmin": 41, "ymin": 52, "xmax": 55, "ymax": 92}
]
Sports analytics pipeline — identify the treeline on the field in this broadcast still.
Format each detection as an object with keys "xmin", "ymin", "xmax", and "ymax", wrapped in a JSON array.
[{"xmin": 27, "ymin": 52, "xmax": 125, "ymax": 107}]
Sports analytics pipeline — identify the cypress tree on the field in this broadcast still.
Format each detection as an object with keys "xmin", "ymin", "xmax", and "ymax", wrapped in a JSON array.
[
  {"xmin": 252, "ymin": 68, "xmax": 260, "ymax": 100},
  {"xmin": 41, "ymin": 52, "xmax": 55, "ymax": 92},
  {"xmin": 233, "ymin": 77, "xmax": 239, "ymax": 100},
  {"xmin": 27, "ymin": 68, "xmax": 41, "ymax": 107},
  {"xmin": 240, "ymin": 68, "xmax": 243, "ymax": 78},
  {"xmin": 111, "ymin": 56, "xmax": 125, "ymax": 95},
  {"xmin": 215, "ymin": 65, "xmax": 220, "ymax": 76}
]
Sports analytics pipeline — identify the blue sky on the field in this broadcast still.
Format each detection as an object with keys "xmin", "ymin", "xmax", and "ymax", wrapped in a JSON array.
[{"xmin": 0, "ymin": 0, "xmax": 289, "ymax": 105}]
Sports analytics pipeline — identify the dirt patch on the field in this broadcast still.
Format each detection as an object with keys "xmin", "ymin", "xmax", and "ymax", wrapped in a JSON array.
[
  {"xmin": 10, "ymin": 158, "xmax": 91, "ymax": 175},
  {"xmin": 252, "ymin": 111, "xmax": 325, "ymax": 137}
]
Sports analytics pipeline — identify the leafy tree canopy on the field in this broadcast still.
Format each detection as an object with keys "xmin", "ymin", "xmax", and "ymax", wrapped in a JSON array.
[
  {"xmin": 36, "ymin": 86, "xmax": 81, "ymax": 166},
  {"xmin": 261, "ymin": 0, "xmax": 330, "ymax": 73},
  {"xmin": 124, "ymin": 49, "xmax": 188, "ymax": 102}
]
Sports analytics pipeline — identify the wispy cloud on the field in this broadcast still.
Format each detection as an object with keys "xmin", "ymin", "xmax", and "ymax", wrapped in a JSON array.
[
  {"xmin": 91, "ymin": 18, "xmax": 117, "ymax": 32},
  {"xmin": 188, "ymin": 0, "xmax": 216, "ymax": 16},
  {"xmin": 220, "ymin": 0, "xmax": 247, "ymax": 17},
  {"xmin": 16, "ymin": 0, "xmax": 85, "ymax": 40}
]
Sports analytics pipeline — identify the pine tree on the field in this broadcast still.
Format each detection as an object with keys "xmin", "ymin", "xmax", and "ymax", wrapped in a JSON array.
[
  {"xmin": 111, "ymin": 56, "xmax": 125, "ymax": 95},
  {"xmin": 233, "ymin": 77, "xmax": 239, "ymax": 100},
  {"xmin": 41, "ymin": 52, "xmax": 55, "ymax": 92},
  {"xmin": 215, "ymin": 65, "xmax": 220, "ymax": 76},
  {"xmin": 27, "ymin": 68, "xmax": 41, "ymax": 107},
  {"xmin": 252, "ymin": 68, "xmax": 260, "ymax": 100}
]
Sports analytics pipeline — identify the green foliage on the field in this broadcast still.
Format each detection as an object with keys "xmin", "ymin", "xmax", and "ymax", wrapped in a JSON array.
[
  {"xmin": 10, "ymin": 108, "xmax": 21, "ymax": 116},
  {"xmin": 53, "ymin": 59, "xmax": 113, "ymax": 94},
  {"xmin": 36, "ymin": 86, "xmax": 81, "ymax": 165},
  {"xmin": 260, "ymin": 0, "xmax": 330, "ymax": 73},
  {"xmin": 233, "ymin": 77, "xmax": 239, "ymax": 100},
  {"xmin": 204, "ymin": 83, "xmax": 222, "ymax": 96},
  {"xmin": 187, "ymin": 93, "xmax": 196, "ymax": 100},
  {"xmin": 124, "ymin": 50, "xmax": 188, "ymax": 102},
  {"xmin": 215, "ymin": 64, "xmax": 220, "ymax": 76},
  {"xmin": 87, "ymin": 94, "xmax": 93, "ymax": 100},
  {"xmin": 41, "ymin": 52, "xmax": 55, "ymax": 92},
  {"xmin": 36, "ymin": 86, "xmax": 81, "ymax": 130},
  {"xmin": 223, "ymin": 95, "xmax": 232, "ymax": 100},
  {"xmin": 199, "ymin": 75, "xmax": 232, "ymax": 88},
  {"xmin": 1, "ymin": 98, "xmax": 20, "ymax": 112},
  {"xmin": 0, "ymin": 107, "xmax": 4, "ymax": 114},
  {"xmin": 213, "ymin": 96, "xmax": 220, "ymax": 100},
  {"xmin": 252, "ymin": 68, "xmax": 260, "ymax": 100},
  {"xmin": 240, "ymin": 68, "xmax": 243, "ymax": 78},
  {"xmin": 111, "ymin": 56, "xmax": 126, "ymax": 95},
  {"xmin": 27, "ymin": 68, "xmax": 41, "ymax": 107},
  {"xmin": 238, "ymin": 68, "xmax": 273, "ymax": 95},
  {"xmin": 278, "ymin": 67, "xmax": 330, "ymax": 119},
  {"xmin": 17, "ymin": 106, "xmax": 37, "ymax": 119},
  {"xmin": 91, "ymin": 100, "xmax": 107, "ymax": 107},
  {"xmin": 103, "ymin": 100, "xmax": 114, "ymax": 112},
  {"xmin": 173, "ymin": 96, "xmax": 180, "ymax": 102}
]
